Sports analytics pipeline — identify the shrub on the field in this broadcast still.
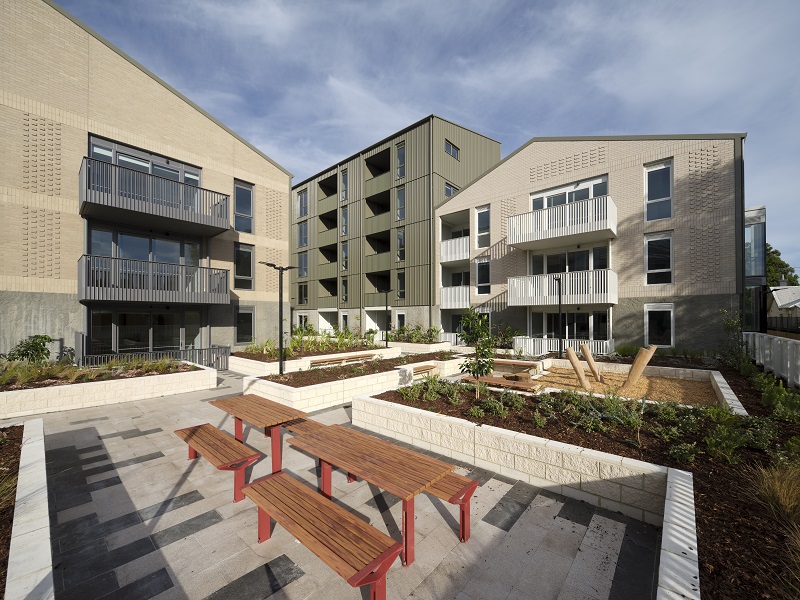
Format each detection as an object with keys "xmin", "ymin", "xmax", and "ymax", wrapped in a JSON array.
[
  {"xmin": 397, "ymin": 384, "xmax": 421, "ymax": 403},
  {"xmin": 500, "ymin": 389, "xmax": 526, "ymax": 411},
  {"xmin": 532, "ymin": 410, "xmax": 547, "ymax": 428},
  {"xmin": 743, "ymin": 464, "xmax": 800, "ymax": 525},
  {"xmin": 459, "ymin": 317, "xmax": 495, "ymax": 400},
  {"xmin": 5, "ymin": 334, "xmax": 52, "ymax": 365},
  {"xmin": 614, "ymin": 344, "xmax": 640, "ymax": 358},
  {"xmin": 647, "ymin": 401, "xmax": 679, "ymax": 424},
  {"xmin": 444, "ymin": 385, "xmax": 463, "ymax": 406},
  {"xmin": 741, "ymin": 416, "xmax": 778, "ymax": 451},
  {"xmin": 667, "ymin": 442, "xmax": 700, "ymax": 464},
  {"xmin": 704, "ymin": 424, "xmax": 746, "ymax": 464},
  {"xmin": 480, "ymin": 397, "xmax": 509, "ymax": 419},
  {"xmin": 465, "ymin": 406, "xmax": 485, "ymax": 419},
  {"xmin": 651, "ymin": 424, "xmax": 682, "ymax": 442}
]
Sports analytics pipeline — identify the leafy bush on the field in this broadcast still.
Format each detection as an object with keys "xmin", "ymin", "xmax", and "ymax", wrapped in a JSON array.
[
  {"xmin": 4, "ymin": 335, "xmax": 52, "ymax": 365},
  {"xmin": 532, "ymin": 410, "xmax": 547, "ymax": 428},
  {"xmin": 705, "ymin": 405, "xmax": 743, "ymax": 428},
  {"xmin": 397, "ymin": 384, "xmax": 421, "ymax": 403},
  {"xmin": 465, "ymin": 406, "xmax": 485, "ymax": 419},
  {"xmin": 667, "ymin": 442, "xmax": 700, "ymax": 464},
  {"xmin": 741, "ymin": 416, "xmax": 778, "ymax": 451},
  {"xmin": 500, "ymin": 389, "xmax": 526, "ymax": 411},
  {"xmin": 387, "ymin": 325, "xmax": 441, "ymax": 344},
  {"xmin": 614, "ymin": 344, "xmax": 640, "ymax": 358},
  {"xmin": 651, "ymin": 424, "xmax": 682, "ymax": 442},
  {"xmin": 480, "ymin": 397, "xmax": 509, "ymax": 419},
  {"xmin": 704, "ymin": 424, "xmax": 746, "ymax": 464},
  {"xmin": 459, "ymin": 315, "xmax": 495, "ymax": 400},
  {"xmin": 743, "ymin": 464, "xmax": 800, "ymax": 525}
]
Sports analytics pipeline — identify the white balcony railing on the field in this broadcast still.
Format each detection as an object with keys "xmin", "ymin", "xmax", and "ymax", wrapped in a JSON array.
[
  {"xmin": 512, "ymin": 336, "xmax": 614, "ymax": 357},
  {"xmin": 441, "ymin": 286, "xmax": 470, "ymax": 309},
  {"xmin": 441, "ymin": 236, "xmax": 469, "ymax": 263},
  {"xmin": 507, "ymin": 195, "xmax": 617, "ymax": 249},
  {"xmin": 440, "ymin": 332, "xmax": 463, "ymax": 346},
  {"xmin": 508, "ymin": 270, "xmax": 618, "ymax": 306}
]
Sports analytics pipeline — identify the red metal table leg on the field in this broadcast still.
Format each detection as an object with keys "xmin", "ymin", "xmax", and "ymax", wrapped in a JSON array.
[
  {"xmin": 402, "ymin": 497, "xmax": 414, "ymax": 566},
  {"xmin": 460, "ymin": 501, "xmax": 470, "ymax": 542},
  {"xmin": 320, "ymin": 460, "xmax": 332, "ymax": 499},
  {"xmin": 370, "ymin": 576, "xmax": 386, "ymax": 600},
  {"xmin": 233, "ymin": 467, "xmax": 245, "ymax": 503},
  {"xmin": 234, "ymin": 417, "xmax": 243, "ymax": 442},
  {"xmin": 188, "ymin": 446, "xmax": 197, "ymax": 460},
  {"xmin": 257, "ymin": 506, "xmax": 271, "ymax": 542},
  {"xmin": 269, "ymin": 425, "xmax": 281, "ymax": 473}
]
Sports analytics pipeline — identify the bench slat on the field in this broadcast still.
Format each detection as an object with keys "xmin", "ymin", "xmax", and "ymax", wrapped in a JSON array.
[
  {"xmin": 427, "ymin": 472, "xmax": 478, "ymax": 503},
  {"xmin": 174, "ymin": 424, "xmax": 258, "ymax": 468},
  {"xmin": 283, "ymin": 418, "xmax": 328, "ymax": 436}
]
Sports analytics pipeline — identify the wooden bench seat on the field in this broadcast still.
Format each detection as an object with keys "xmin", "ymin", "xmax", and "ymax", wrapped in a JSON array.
[
  {"xmin": 462, "ymin": 375, "xmax": 543, "ymax": 393},
  {"xmin": 425, "ymin": 472, "xmax": 479, "ymax": 542},
  {"xmin": 174, "ymin": 423, "xmax": 260, "ymax": 502},
  {"xmin": 494, "ymin": 359, "xmax": 542, "ymax": 374},
  {"xmin": 412, "ymin": 364, "xmax": 437, "ymax": 376},
  {"xmin": 283, "ymin": 417, "xmax": 328, "ymax": 436},
  {"xmin": 309, "ymin": 352, "xmax": 377, "ymax": 368},
  {"xmin": 502, "ymin": 371, "xmax": 532, "ymax": 382},
  {"xmin": 244, "ymin": 472, "xmax": 402, "ymax": 600}
]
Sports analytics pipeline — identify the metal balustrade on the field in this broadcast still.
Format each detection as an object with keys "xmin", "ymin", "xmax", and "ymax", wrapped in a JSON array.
[
  {"xmin": 508, "ymin": 270, "xmax": 618, "ymax": 306},
  {"xmin": 440, "ymin": 332, "xmax": 463, "ymax": 346},
  {"xmin": 744, "ymin": 332, "xmax": 800, "ymax": 388},
  {"xmin": 440, "ymin": 237, "xmax": 469, "ymax": 263},
  {"xmin": 79, "ymin": 157, "xmax": 229, "ymax": 235},
  {"xmin": 78, "ymin": 255, "xmax": 230, "ymax": 304},
  {"xmin": 440, "ymin": 286, "xmax": 470, "ymax": 309},
  {"xmin": 512, "ymin": 336, "xmax": 614, "ymax": 357},
  {"xmin": 79, "ymin": 345, "xmax": 230, "ymax": 370},
  {"xmin": 507, "ymin": 195, "xmax": 617, "ymax": 250}
]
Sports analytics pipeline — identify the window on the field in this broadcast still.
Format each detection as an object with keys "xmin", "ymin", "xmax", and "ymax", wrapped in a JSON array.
[
  {"xmin": 341, "ymin": 206, "xmax": 348, "ymax": 236},
  {"xmin": 235, "ymin": 306, "xmax": 254, "ymax": 344},
  {"xmin": 396, "ymin": 186, "xmax": 405, "ymax": 220},
  {"xmin": 646, "ymin": 162, "xmax": 672, "ymax": 221},
  {"xmin": 445, "ymin": 140, "xmax": 459, "ymax": 160},
  {"xmin": 341, "ymin": 314, "xmax": 349, "ymax": 331},
  {"xmin": 341, "ymin": 278, "xmax": 348, "ymax": 302},
  {"xmin": 234, "ymin": 182, "xmax": 253, "ymax": 233},
  {"xmin": 297, "ymin": 189, "xmax": 308, "ymax": 218},
  {"xmin": 298, "ymin": 283, "xmax": 308, "ymax": 305},
  {"xmin": 341, "ymin": 169, "xmax": 348, "ymax": 202},
  {"xmin": 397, "ymin": 228, "xmax": 405, "ymax": 261},
  {"xmin": 451, "ymin": 271, "xmax": 470, "ymax": 286},
  {"xmin": 531, "ymin": 176, "xmax": 608, "ymax": 210},
  {"xmin": 531, "ymin": 246, "xmax": 607, "ymax": 274},
  {"xmin": 593, "ymin": 246, "xmax": 608, "ymax": 270},
  {"xmin": 234, "ymin": 243, "xmax": 254, "ymax": 290},
  {"xmin": 476, "ymin": 206, "xmax": 490, "ymax": 248},
  {"xmin": 341, "ymin": 242, "xmax": 348, "ymax": 271},
  {"xmin": 445, "ymin": 182, "xmax": 459, "ymax": 197},
  {"xmin": 297, "ymin": 314, "xmax": 309, "ymax": 329},
  {"xmin": 593, "ymin": 312, "xmax": 609, "ymax": 341},
  {"xmin": 396, "ymin": 142, "xmax": 405, "ymax": 179},
  {"xmin": 396, "ymin": 312, "xmax": 406, "ymax": 328},
  {"xmin": 397, "ymin": 270, "xmax": 405, "ymax": 299},
  {"xmin": 645, "ymin": 303, "xmax": 674, "ymax": 347},
  {"xmin": 477, "ymin": 260, "xmax": 490, "ymax": 295},
  {"xmin": 298, "ymin": 251, "xmax": 308, "ymax": 278},
  {"xmin": 645, "ymin": 233, "xmax": 673, "ymax": 284},
  {"xmin": 297, "ymin": 221, "xmax": 308, "ymax": 248}
]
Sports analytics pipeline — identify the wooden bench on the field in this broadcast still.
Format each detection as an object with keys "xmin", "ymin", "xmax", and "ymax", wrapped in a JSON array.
[
  {"xmin": 462, "ymin": 375, "xmax": 543, "ymax": 393},
  {"xmin": 309, "ymin": 352, "xmax": 377, "ymax": 368},
  {"xmin": 502, "ymin": 372, "xmax": 532, "ymax": 382},
  {"xmin": 283, "ymin": 417, "xmax": 328, "ymax": 437},
  {"xmin": 494, "ymin": 358, "xmax": 542, "ymax": 375},
  {"xmin": 425, "ymin": 472, "xmax": 479, "ymax": 542},
  {"xmin": 174, "ymin": 423, "xmax": 260, "ymax": 502},
  {"xmin": 244, "ymin": 472, "xmax": 402, "ymax": 600},
  {"xmin": 412, "ymin": 364, "xmax": 437, "ymax": 377}
]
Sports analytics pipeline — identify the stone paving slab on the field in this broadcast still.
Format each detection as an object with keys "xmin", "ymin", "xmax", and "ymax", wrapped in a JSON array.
[{"xmin": 2, "ymin": 371, "xmax": 661, "ymax": 600}]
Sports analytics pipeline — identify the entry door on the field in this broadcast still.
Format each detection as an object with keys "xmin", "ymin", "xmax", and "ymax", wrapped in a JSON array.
[{"xmin": 118, "ymin": 233, "xmax": 150, "ymax": 290}]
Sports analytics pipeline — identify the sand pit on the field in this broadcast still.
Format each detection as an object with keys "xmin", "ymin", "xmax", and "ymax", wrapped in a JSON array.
[{"xmin": 535, "ymin": 367, "xmax": 718, "ymax": 406}]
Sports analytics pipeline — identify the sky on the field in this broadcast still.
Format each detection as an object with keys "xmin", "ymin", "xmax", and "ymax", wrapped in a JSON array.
[{"xmin": 57, "ymin": 0, "xmax": 800, "ymax": 270}]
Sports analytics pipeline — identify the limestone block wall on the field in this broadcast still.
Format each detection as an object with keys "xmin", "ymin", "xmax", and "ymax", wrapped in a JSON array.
[{"xmin": 228, "ymin": 347, "xmax": 402, "ymax": 377}]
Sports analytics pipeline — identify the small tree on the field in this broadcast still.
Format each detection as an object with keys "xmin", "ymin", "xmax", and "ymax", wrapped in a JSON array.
[
  {"xmin": 5, "ymin": 335, "xmax": 52, "ymax": 365},
  {"xmin": 459, "ymin": 307, "xmax": 489, "ymax": 347},
  {"xmin": 459, "ymin": 312, "xmax": 495, "ymax": 400}
]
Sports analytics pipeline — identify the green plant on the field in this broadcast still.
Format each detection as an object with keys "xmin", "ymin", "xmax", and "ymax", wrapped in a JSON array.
[
  {"xmin": 742, "ymin": 464, "xmax": 800, "ymax": 525},
  {"xmin": 741, "ymin": 416, "xmax": 778, "ymax": 451},
  {"xmin": 647, "ymin": 401, "xmax": 679, "ymax": 423},
  {"xmin": 0, "ymin": 470, "xmax": 18, "ymax": 512},
  {"xmin": 480, "ymin": 397, "xmax": 509, "ymax": 419},
  {"xmin": 500, "ymin": 389, "xmax": 525, "ymax": 411},
  {"xmin": 718, "ymin": 309, "xmax": 753, "ymax": 372},
  {"xmin": 458, "ymin": 308, "xmax": 490, "ymax": 347},
  {"xmin": 465, "ymin": 406, "xmax": 485, "ymax": 419},
  {"xmin": 614, "ymin": 344, "xmax": 640, "ymax": 358},
  {"xmin": 5, "ymin": 334, "xmax": 52, "ymax": 365},
  {"xmin": 364, "ymin": 329, "xmax": 377, "ymax": 347},
  {"xmin": 705, "ymin": 405, "xmax": 743, "ymax": 428},
  {"xmin": 459, "ymin": 314, "xmax": 495, "ymax": 400},
  {"xmin": 666, "ymin": 442, "xmax": 700, "ymax": 464},
  {"xmin": 704, "ymin": 424, "xmax": 746, "ymax": 464},
  {"xmin": 444, "ymin": 384, "xmax": 463, "ymax": 406},
  {"xmin": 532, "ymin": 410, "xmax": 547, "ymax": 428},
  {"xmin": 651, "ymin": 424, "xmax": 682, "ymax": 442}
]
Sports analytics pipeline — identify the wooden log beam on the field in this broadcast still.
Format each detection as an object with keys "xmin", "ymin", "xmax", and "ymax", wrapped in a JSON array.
[
  {"xmin": 621, "ymin": 345, "xmax": 658, "ymax": 392},
  {"xmin": 580, "ymin": 343, "xmax": 605, "ymax": 383},
  {"xmin": 565, "ymin": 347, "xmax": 593, "ymax": 391}
]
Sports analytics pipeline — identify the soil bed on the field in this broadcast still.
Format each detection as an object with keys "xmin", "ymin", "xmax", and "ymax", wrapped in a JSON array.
[
  {"xmin": 261, "ymin": 352, "xmax": 454, "ymax": 388},
  {"xmin": 537, "ymin": 367, "xmax": 718, "ymax": 405},
  {"xmin": 233, "ymin": 346, "xmax": 380, "ymax": 363},
  {"xmin": 375, "ymin": 365, "xmax": 799, "ymax": 600},
  {"xmin": 0, "ymin": 425, "xmax": 23, "ymax": 594}
]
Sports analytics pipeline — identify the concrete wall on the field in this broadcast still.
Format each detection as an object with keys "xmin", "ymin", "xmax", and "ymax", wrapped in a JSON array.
[{"xmin": 228, "ymin": 346, "xmax": 402, "ymax": 377}]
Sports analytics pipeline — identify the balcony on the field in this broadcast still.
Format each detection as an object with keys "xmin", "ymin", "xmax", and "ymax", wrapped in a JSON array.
[
  {"xmin": 507, "ymin": 196, "xmax": 617, "ymax": 250},
  {"xmin": 364, "ymin": 253, "xmax": 391, "ymax": 273},
  {"xmin": 79, "ymin": 158, "xmax": 229, "ymax": 236},
  {"xmin": 512, "ymin": 336, "xmax": 614, "ymax": 357},
  {"xmin": 364, "ymin": 292, "xmax": 391, "ymax": 307},
  {"xmin": 78, "ymin": 255, "xmax": 229, "ymax": 304},
  {"xmin": 440, "ymin": 286, "xmax": 470, "ymax": 309},
  {"xmin": 364, "ymin": 171, "xmax": 391, "ymax": 198},
  {"xmin": 317, "ymin": 295, "xmax": 338, "ymax": 309},
  {"xmin": 318, "ymin": 193, "xmax": 337, "ymax": 215},
  {"xmin": 317, "ymin": 261, "xmax": 338, "ymax": 280},
  {"xmin": 440, "ymin": 237, "xmax": 469, "ymax": 263},
  {"xmin": 364, "ymin": 212, "xmax": 391, "ymax": 236},
  {"xmin": 508, "ymin": 270, "xmax": 618, "ymax": 307},
  {"xmin": 318, "ymin": 228, "xmax": 338, "ymax": 247}
]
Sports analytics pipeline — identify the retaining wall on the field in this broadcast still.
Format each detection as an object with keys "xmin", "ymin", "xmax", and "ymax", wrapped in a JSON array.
[
  {"xmin": 387, "ymin": 341, "xmax": 452, "ymax": 353},
  {"xmin": 228, "ymin": 347, "xmax": 401, "ymax": 377}
]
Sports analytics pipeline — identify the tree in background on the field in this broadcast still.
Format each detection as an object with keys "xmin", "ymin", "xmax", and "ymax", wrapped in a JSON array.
[{"xmin": 766, "ymin": 243, "xmax": 799, "ymax": 286}]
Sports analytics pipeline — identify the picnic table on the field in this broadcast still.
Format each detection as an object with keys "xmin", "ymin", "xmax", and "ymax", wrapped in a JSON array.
[
  {"xmin": 210, "ymin": 394, "xmax": 307, "ymax": 473},
  {"xmin": 288, "ymin": 424, "xmax": 456, "ymax": 566}
]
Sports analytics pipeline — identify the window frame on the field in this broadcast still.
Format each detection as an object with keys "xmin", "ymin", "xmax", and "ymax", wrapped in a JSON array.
[
  {"xmin": 297, "ymin": 221, "xmax": 308, "ymax": 248},
  {"xmin": 341, "ymin": 206, "xmax": 348, "ymax": 236},
  {"xmin": 234, "ymin": 181, "xmax": 254, "ymax": 233},
  {"xmin": 341, "ymin": 277, "xmax": 348, "ymax": 302},
  {"xmin": 445, "ymin": 182, "xmax": 459, "ymax": 197},
  {"xmin": 396, "ymin": 227, "xmax": 405, "ymax": 262},
  {"xmin": 644, "ymin": 303, "xmax": 675, "ymax": 347},
  {"xmin": 297, "ymin": 188, "xmax": 308, "ymax": 218},
  {"xmin": 297, "ymin": 251, "xmax": 308, "ymax": 278},
  {"xmin": 297, "ymin": 313, "xmax": 309, "ymax": 330},
  {"xmin": 235, "ymin": 305, "xmax": 255, "ymax": 345},
  {"xmin": 297, "ymin": 282, "xmax": 308, "ymax": 305},
  {"xmin": 476, "ymin": 205, "xmax": 490, "ymax": 249},
  {"xmin": 341, "ymin": 241, "xmax": 348, "ymax": 271},
  {"xmin": 233, "ymin": 242, "xmax": 254, "ymax": 290},
  {"xmin": 444, "ymin": 140, "xmax": 460, "ymax": 160},
  {"xmin": 341, "ymin": 169, "xmax": 348, "ymax": 202},
  {"xmin": 476, "ymin": 259, "xmax": 490, "ymax": 295},
  {"xmin": 396, "ymin": 311, "xmax": 406, "ymax": 329},
  {"xmin": 396, "ymin": 142, "xmax": 405, "ymax": 179},
  {"xmin": 644, "ymin": 232, "xmax": 673, "ymax": 285},
  {"xmin": 396, "ymin": 186, "xmax": 405, "ymax": 221},
  {"xmin": 396, "ymin": 269, "xmax": 406, "ymax": 300},
  {"xmin": 530, "ymin": 176, "xmax": 608, "ymax": 211},
  {"xmin": 645, "ymin": 161, "xmax": 673, "ymax": 221}
]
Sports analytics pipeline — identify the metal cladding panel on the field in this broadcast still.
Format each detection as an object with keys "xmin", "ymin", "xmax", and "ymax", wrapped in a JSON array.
[
  {"xmin": 397, "ymin": 264, "xmax": 430, "ymax": 306},
  {"xmin": 349, "ymin": 192, "xmax": 364, "ymax": 238},
  {"xmin": 430, "ymin": 117, "xmax": 502, "ymax": 189},
  {"xmin": 340, "ymin": 274, "xmax": 361, "ymax": 309},
  {"xmin": 405, "ymin": 220, "xmax": 431, "ymax": 267},
  {"xmin": 349, "ymin": 238, "xmax": 363, "ymax": 274},
  {"xmin": 394, "ymin": 121, "xmax": 431, "ymax": 184},
  {"xmin": 403, "ymin": 176, "xmax": 432, "ymax": 225},
  {"xmin": 341, "ymin": 156, "xmax": 362, "ymax": 206}
]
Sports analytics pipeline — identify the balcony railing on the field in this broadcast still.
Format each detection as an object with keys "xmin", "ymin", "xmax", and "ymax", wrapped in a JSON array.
[
  {"xmin": 77, "ymin": 344, "xmax": 230, "ymax": 370},
  {"xmin": 365, "ymin": 212, "xmax": 391, "ymax": 235},
  {"xmin": 78, "ymin": 255, "xmax": 230, "ymax": 304},
  {"xmin": 317, "ymin": 295, "xmax": 338, "ymax": 309},
  {"xmin": 318, "ymin": 194, "xmax": 338, "ymax": 215},
  {"xmin": 79, "ymin": 157, "xmax": 229, "ymax": 235},
  {"xmin": 508, "ymin": 270, "xmax": 618, "ymax": 306},
  {"xmin": 441, "ymin": 236, "xmax": 469, "ymax": 263},
  {"xmin": 508, "ymin": 196, "xmax": 617, "ymax": 250},
  {"xmin": 364, "ymin": 292, "xmax": 391, "ymax": 307},
  {"xmin": 512, "ymin": 336, "xmax": 614, "ymax": 357},
  {"xmin": 440, "ymin": 332, "xmax": 463, "ymax": 346},
  {"xmin": 441, "ymin": 286, "xmax": 470, "ymax": 309},
  {"xmin": 317, "ymin": 261, "xmax": 338, "ymax": 280},
  {"xmin": 318, "ymin": 228, "xmax": 338, "ymax": 247},
  {"xmin": 364, "ymin": 171, "xmax": 391, "ymax": 198},
  {"xmin": 364, "ymin": 252, "xmax": 391, "ymax": 273}
]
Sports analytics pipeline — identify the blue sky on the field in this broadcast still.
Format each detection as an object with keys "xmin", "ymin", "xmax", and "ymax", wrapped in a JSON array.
[{"xmin": 58, "ymin": 0, "xmax": 800, "ymax": 270}]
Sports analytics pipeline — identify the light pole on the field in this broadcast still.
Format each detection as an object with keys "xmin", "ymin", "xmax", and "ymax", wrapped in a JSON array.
[
  {"xmin": 554, "ymin": 276, "xmax": 563, "ymax": 358},
  {"xmin": 383, "ymin": 288, "xmax": 393, "ymax": 348},
  {"xmin": 259, "ymin": 261, "xmax": 296, "ymax": 375}
]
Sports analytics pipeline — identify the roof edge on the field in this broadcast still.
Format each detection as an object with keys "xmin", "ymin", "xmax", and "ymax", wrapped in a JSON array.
[{"xmin": 42, "ymin": 0, "xmax": 293, "ymax": 178}]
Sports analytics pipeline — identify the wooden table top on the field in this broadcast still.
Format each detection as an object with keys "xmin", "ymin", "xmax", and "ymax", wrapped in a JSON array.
[
  {"xmin": 174, "ymin": 424, "xmax": 259, "ymax": 468},
  {"xmin": 288, "ymin": 424, "xmax": 455, "ymax": 501},
  {"xmin": 210, "ymin": 394, "xmax": 308, "ymax": 428}
]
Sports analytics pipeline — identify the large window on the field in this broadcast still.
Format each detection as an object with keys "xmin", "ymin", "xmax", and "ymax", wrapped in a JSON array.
[
  {"xmin": 477, "ymin": 260, "xmax": 490, "ymax": 295},
  {"xmin": 297, "ymin": 283, "xmax": 308, "ymax": 305},
  {"xmin": 530, "ymin": 245, "xmax": 608, "ymax": 275},
  {"xmin": 476, "ymin": 206, "xmax": 490, "ymax": 248},
  {"xmin": 297, "ymin": 221, "xmax": 308, "ymax": 248},
  {"xmin": 396, "ymin": 186, "xmax": 405, "ymax": 221},
  {"xmin": 91, "ymin": 308, "xmax": 204, "ymax": 354},
  {"xmin": 645, "ymin": 233, "xmax": 673, "ymax": 284},
  {"xmin": 341, "ymin": 169, "xmax": 348, "ymax": 202},
  {"xmin": 445, "ymin": 140, "xmax": 459, "ymax": 160},
  {"xmin": 646, "ymin": 162, "xmax": 672, "ymax": 221},
  {"xmin": 297, "ymin": 188, "xmax": 308, "ymax": 218},
  {"xmin": 298, "ymin": 251, "xmax": 308, "ymax": 278},
  {"xmin": 397, "ymin": 270, "xmax": 405, "ymax": 299},
  {"xmin": 396, "ymin": 143, "xmax": 405, "ymax": 179},
  {"xmin": 397, "ymin": 228, "xmax": 405, "ymax": 261},
  {"xmin": 341, "ymin": 278, "xmax": 348, "ymax": 302},
  {"xmin": 341, "ymin": 206, "xmax": 348, "ymax": 236},
  {"xmin": 531, "ymin": 176, "xmax": 608, "ymax": 210},
  {"xmin": 234, "ymin": 243, "xmax": 254, "ymax": 290},
  {"xmin": 645, "ymin": 303, "xmax": 674, "ymax": 347},
  {"xmin": 236, "ymin": 306, "xmax": 254, "ymax": 345},
  {"xmin": 530, "ymin": 310, "xmax": 609, "ymax": 341},
  {"xmin": 234, "ymin": 182, "xmax": 253, "ymax": 233},
  {"xmin": 451, "ymin": 271, "xmax": 470, "ymax": 286},
  {"xmin": 445, "ymin": 182, "xmax": 459, "ymax": 197},
  {"xmin": 341, "ymin": 242, "xmax": 348, "ymax": 271}
]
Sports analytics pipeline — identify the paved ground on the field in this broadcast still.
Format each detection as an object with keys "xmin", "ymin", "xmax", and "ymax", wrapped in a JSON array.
[{"xmin": 5, "ymin": 371, "xmax": 661, "ymax": 600}]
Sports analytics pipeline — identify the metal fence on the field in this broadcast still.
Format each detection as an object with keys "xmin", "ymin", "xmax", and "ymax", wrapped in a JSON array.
[
  {"xmin": 767, "ymin": 316, "xmax": 800, "ymax": 333},
  {"xmin": 743, "ymin": 332, "xmax": 800, "ymax": 388},
  {"xmin": 78, "ymin": 345, "xmax": 230, "ymax": 370}
]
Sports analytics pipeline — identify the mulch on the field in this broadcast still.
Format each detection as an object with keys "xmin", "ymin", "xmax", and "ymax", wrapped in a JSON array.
[
  {"xmin": 0, "ymin": 425, "xmax": 23, "ymax": 594},
  {"xmin": 233, "ymin": 346, "xmax": 381, "ymax": 363},
  {"xmin": 0, "ymin": 363, "xmax": 198, "ymax": 392}
]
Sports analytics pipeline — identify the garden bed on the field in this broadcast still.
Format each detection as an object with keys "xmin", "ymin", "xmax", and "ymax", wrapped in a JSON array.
[
  {"xmin": 229, "ymin": 347, "xmax": 401, "ymax": 377},
  {"xmin": 0, "ymin": 425, "xmax": 23, "ymax": 594},
  {"xmin": 232, "ymin": 346, "xmax": 381, "ymax": 363}
]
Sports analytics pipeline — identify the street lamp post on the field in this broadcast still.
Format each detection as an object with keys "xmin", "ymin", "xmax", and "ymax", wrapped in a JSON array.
[
  {"xmin": 554, "ymin": 276, "xmax": 563, "ymax": 358},
  {"xmin": 259, "ymin": 261, "xmax": 296, "ymax": 375},
  {"xmin": 383, "ymin": 289, "xmax": 393, "ymax": 348}
]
